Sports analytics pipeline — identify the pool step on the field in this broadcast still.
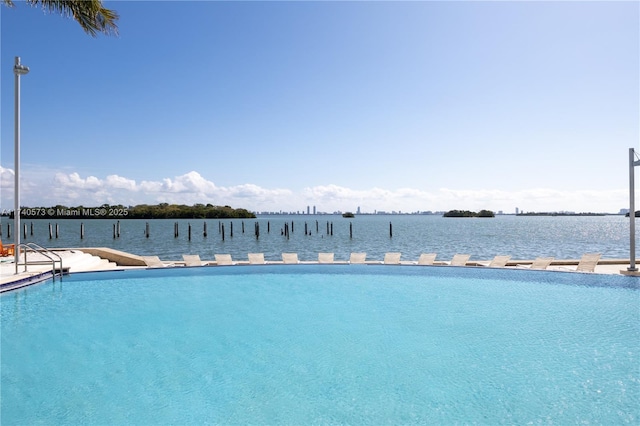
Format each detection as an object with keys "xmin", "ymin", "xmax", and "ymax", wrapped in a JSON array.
[{"xmin": 65, "ymin": 252, "xmax": 119, "ymax": 272}]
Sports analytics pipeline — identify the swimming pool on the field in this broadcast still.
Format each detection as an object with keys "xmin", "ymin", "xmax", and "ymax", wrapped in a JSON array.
[{"xmin": 2, "ymin": 265, "xmax": 638, "ymax": 425}]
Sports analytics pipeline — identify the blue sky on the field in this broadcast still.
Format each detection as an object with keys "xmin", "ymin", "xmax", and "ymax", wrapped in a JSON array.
[{"xmin": 1, "ymin": 1, "xmax": 638, "ymax": 213}]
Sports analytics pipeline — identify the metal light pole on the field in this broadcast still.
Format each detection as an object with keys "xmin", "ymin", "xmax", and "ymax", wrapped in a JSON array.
[
  {"xmin": 14, "ymin": 56, "xmax": 29, "ymax": 268},
  {"xmin": 629, "ymin": 148, "xmax": 640, "ymax": 272}
]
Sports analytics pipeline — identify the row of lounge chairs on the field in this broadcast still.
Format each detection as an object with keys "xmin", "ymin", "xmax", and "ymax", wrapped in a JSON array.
[{"xmin": 142, "ymin": 252, "xmax": 602, "ymax": 272}]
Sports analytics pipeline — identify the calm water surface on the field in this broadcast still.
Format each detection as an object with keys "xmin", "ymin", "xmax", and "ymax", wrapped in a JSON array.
[
  {"xmin": 2, "ymin": 266, "xmax": 638, "ymax": 425},
  {"xmin": 0, "ymin": 215, "xmax": 633, "ymax": 261}
]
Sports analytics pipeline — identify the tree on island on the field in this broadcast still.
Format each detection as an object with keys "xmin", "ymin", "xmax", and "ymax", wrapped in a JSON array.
[
  {"xmin": 127, "ymin": 204, "xmax": 255, "ymax": 219},
  {"xmin": 3, "ymin": 0, "xmax": 119, "ymax": 36},
  {"xmin": 477, "ymin": 210, "xmax": 495, "ymax": 217},
  {"xmin": 4, "ymin": 204, "xmax": 256, "ymax": 220},
  {"xmin": 443, "ymin": 209, "xmax": 495, "ymax": 218}
]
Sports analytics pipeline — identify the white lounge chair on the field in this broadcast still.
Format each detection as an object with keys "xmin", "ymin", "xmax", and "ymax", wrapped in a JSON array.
[
  {"xmin": 556, "ymin": 253, "xmax": 601, "ymax": 273},
  {"xmin": 141, "ymin": 255, "xmax": 174, "ymax": 268},
  {"xmin": 349, "ymin": 252, "xmax": 366, "ymax": 264},
  {"xmin": 383, "ymin": 252, "xmax": 401, "ymax": 264},
  {"xmin": 449, "ymin": 254, "xmax": 470, "ymax": 266},
  {"xmin": 417, "ymin": 253, "xmax": 437, "ymax": 265},
  {"xmin": 282, "ymin": 253, "xmax": 299, "ymax": 264},
  {"xmin": 182, "ymin": 254, "xmax": 204, "ymax": 267},
  {"xmin": 318, "ymin": 253, "xmax": 334, "ymax": 264},
  {"xmin": 531, "ymin": 256, "xmax": 554, "ymax": 270},
  {"xmin": 486, "ymin": 255, "xmax": 511, "ymax": 268},
  {"xmin": 248, "ymin": 253, "xmax": 265, "ymax": 264},
  {"xmin": 575, "ymin": 253, "xmax": 601, "ymax": 272},
  {"xmin": 517, "ymin": 257, "xmax": 554, "ymax": 270},
  {"xmin": 214, "ymin": 254, "xmax": 234, "ymax": 266}
]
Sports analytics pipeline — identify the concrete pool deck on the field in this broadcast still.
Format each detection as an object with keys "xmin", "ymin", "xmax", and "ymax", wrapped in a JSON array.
[{"xmin": 1, "ymin": 247, "xmax": 638, "ymax": 292}]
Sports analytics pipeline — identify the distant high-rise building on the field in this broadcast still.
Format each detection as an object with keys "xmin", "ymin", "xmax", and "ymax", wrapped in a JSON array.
[
  {"xmin": 515, "ymin": 207, "xmax": 519, "ymax": 215},
  {"xmin": 307, "ymin": 206, "xmax": 310, "ymax": 215},
  {"xmin": 357, "ymin": 206, "xmax": 361, "ymax": 214},
  {"xmin": 313, "ymin": 205, "xmax": 316, "ymax": 214}
]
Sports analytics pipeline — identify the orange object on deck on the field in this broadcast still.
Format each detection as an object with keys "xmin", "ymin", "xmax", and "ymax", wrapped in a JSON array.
[{"xmin": 1, "ymin": 241, "xmax": 15, "ymax": 257}]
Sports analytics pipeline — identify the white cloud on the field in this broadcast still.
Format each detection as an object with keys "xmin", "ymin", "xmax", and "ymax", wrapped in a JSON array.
[
  {"xmin": 0, "ymin": 166, "xmax": 14, "ymax": 187},
  {"xmin": 105, "ymin": 175, "xmax": 137, "ymax": 191},
  {"xmin": 0, "ymin": 166, "xmax": 630, "ymax": 214},
  {"xmin": 1, "ymin": 169, "xmax": 293, "ymax": 210},
  {"xmin": 139, "ymin": 180, "xmax": 164, "ymax": 193},
  {"xmin": 54, "ymin": 172, "xmax": 102, "ymax": 190}
]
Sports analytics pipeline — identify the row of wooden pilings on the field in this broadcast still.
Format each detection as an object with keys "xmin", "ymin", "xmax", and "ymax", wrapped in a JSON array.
[
  {"xmin": 0, "ymin": 221, "xmax": 124, "ymax": 240},
  {"xmin": 1, "ymin": 220, "xmax": 395, "ymax": 240},
  {"xmin": 1, "ymin": 222, "xmax": 62, "ymax": 239},
  {"xmin": 155, "ymin": 220, "xmax": 364, "ymax": 241}
]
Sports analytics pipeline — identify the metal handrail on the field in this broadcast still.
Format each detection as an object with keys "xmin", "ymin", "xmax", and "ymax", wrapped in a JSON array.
[{"xmin": 15, "ymin": 243, "xmax": 63, "ymax": 281}]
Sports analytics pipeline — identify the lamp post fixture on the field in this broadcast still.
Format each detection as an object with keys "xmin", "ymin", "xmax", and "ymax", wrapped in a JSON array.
[
  {"xmin": 14, "ymin": 56, "xmax": 29, "ymax": 269},
  {"xmin": 628, "ymin": 148, "xmax": 640, "ymax": 272}
]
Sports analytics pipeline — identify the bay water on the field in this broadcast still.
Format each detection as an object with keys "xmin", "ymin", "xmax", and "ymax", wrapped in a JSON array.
[{"xmin": 1, "ymin": 214, "xmax": 632, "ymax": 262}]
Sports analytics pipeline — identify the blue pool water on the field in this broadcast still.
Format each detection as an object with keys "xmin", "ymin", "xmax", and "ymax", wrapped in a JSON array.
[{"xmin": 2, "ymin": 266, "xmax": 639, "ymax": 425}]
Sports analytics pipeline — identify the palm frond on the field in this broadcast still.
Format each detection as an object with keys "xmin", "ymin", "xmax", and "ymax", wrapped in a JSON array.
[{"xmin": 21, "ymin": 0, "xmax": 119, "ymax": 36}]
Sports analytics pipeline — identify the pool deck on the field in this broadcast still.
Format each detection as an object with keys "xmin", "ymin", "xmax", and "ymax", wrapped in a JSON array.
[{"xmin": 1, "ymin": 247, "xmax": 638, "ymax": 292}]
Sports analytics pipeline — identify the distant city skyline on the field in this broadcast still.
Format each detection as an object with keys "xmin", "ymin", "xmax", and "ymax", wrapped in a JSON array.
[
  {"xmin": 0, "ymin": 202, "xmax": 630, "ymax": 217},
  {"xmin": 1, "ymin": 2, "xmax": 637, "ymax": 214}
]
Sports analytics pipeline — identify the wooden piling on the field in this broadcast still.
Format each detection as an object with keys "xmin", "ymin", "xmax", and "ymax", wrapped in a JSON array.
[
  {"xmin": 222, "ymin": 223, "xmax": 225, "ymax": 241},
  {"xmin": 242, "ymin": 221, "xmax": 245, "ymax": 233},
  {"xmin": 188, "ymin": 223, "xmax": 192, "ymax": 241},
  {"xmin": 203, "ymin": 222, "xmax": 207, "ymax": 237},
  {"xmin": 350, "ymin": 222, "xmax": 353, "ymax": 238},
  {"xmin": 267, "ymin": 221, "xmax": 270, "ymax": 233},
  {"xmin": 117, "ymin": 220, "xmax": 121, "ymax": 238},
  {"xmin": 316, "ymin": 220, "xmax": 319, "ymax": 233},
  {"xmin": 389, "ymin": 222, "xmax": 393, "ymax": 238},
  {"xmin": 230, "ymin": 221, "xmax": 233, "ymax": 237},
  {"xmin": 145, "ymin": 222, "xmax": 150, "ymax": 238},
  {"xmin": 55, "ymin": 223, "xmax": 59, "ymax": 238},
  {"xmin": 48, "ymin": 223, "xmax": 52, "ymax": 239},
  {"xmin": 23, "ymin": 223, "xmax": 27, "ymax": 239},
  {"xmin": 30, "ymin": 222, "xmax": 33, "ymax": 235},
  {"xmin": 113, "ymin": 223, "xmax": 117, "ymax": 239},
  {"xmin": 305, "ymin": 222, "xmax": 308, "ymax": 235},
  {"xmin": 80, "ymin": 222, "xmax": 84, "ymax": 239},
  {"xmin": 330, "ymin": 222, "xmax": 333, "ymax": 236}
]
